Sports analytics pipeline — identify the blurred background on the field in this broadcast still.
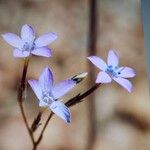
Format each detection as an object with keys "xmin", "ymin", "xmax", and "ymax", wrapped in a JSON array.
[{"xmin": 0, "ymin": 0, "xmax": 149, "ymax": 150}]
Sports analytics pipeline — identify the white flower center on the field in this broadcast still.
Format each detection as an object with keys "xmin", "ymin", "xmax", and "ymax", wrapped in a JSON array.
[{"xmin": 42, "ymin": 91, "xmax": 55, "ymax": 105}]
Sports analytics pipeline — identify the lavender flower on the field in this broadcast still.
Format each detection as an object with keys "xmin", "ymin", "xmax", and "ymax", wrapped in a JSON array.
[
  {"xmin": 28, "ymin": 67, "xmax": 78, "ymax": 123},
  {"xmin": 2, "ymin": 24, "xmax": 57, "ymax": 58},
  {"xmin": 88, "ymin": 50, "xmax": 136, "ymax": 92}
]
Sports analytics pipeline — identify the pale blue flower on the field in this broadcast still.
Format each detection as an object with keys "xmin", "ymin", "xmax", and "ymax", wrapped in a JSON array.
[
  {"xmin": 88, "ymin": 50, "xmax": 136, "ymax": 92},
  {"xmin": 28, "ymin": 67, "xmax": 77, "ymax": 123},
  {"xmin": 2, "ymin": 24, "xmax": 57, "ymax": 58}
]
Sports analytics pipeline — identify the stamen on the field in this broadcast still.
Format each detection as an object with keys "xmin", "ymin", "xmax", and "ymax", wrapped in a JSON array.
[
  {"xmin": 22, "ymin": 41, "xmax": 35, "ymax": 52},
  {"xmin": 106, "ymin": 66, "xmax": 118, "ymax": 77},
  {"xmin": 117, "ymin": 67, "xmax": 125, "ymax": 75},
  {"xmin": 42, "ymin": 92, "xmax": 54, "ymax": 105}
]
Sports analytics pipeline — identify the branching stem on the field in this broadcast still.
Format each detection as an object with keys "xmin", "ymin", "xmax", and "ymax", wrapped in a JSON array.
[
  {"xmin": 18, "ymin": 58, "xmax": 100, "ymax": 150},
  {"xmin": 35, "ymin": 83, "xmax": 101, "ymax": 148}
]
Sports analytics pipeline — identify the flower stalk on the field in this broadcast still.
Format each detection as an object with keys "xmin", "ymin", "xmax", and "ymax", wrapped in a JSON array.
[
  {"xmin": 17, "ymin": 57, "xmax": 35, "ymax": 144},
  {"xmin": 18, "ymin": 57, "xmax": 29, "ymax": 102}
]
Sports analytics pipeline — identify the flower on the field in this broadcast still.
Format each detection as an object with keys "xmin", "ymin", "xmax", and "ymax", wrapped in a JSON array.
[
  {"xmin": 2, "ymin": 24, "xmax": 57, "ymax": 58},
  {"xmin": 28, "ymin": 67, "xmax": 78, "ymax": 123},
  {"xmin": 88, "ymin": 50, "xmax": 136, "ymax": 92}
]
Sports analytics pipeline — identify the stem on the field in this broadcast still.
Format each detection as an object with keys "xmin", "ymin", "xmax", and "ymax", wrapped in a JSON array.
[
  {"xmin": 66, "ymin": 83, "xmax": 100, "ymax": 107},
  {"xmin": 17, "ymin": 58, "xmax": 35, "ymax": 144},
  {"xmin": 32, "ymin": 144, "xmax": 37, "ymax": 150},
  {"xmin": 35, "ymin": 83, "xmax": 101, "ymax": 147},
  {"xmin": 19, "ymin": 101, "xmax": 35, "ymax": 144},
  {"xmin": 18, "ymin": 58, "xmax": 29, "ymax": 102},
  {"xmin": 35, "ymin": 112, "xmax": 53, "ymax": 146}
]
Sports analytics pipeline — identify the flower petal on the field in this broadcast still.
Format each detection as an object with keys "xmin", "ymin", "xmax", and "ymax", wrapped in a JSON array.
[
  {"xmin": 39, "ymin": 67, "xmax": 54, "ymax": 92},
  {"xmin": 28, "ymin": 80, "xmax": 42, "ymax": 100},
  {"xmin": 52, "ymin": 79, "xmax": 76, "ymax": 99},
  {"xmin": 107, "ymin": 50, "xmax": 119, "ymax": 67},
  {"xmin": 50, "ymin": 101, "xmax": 71, "ymax": 123},
  {"xmin": 113, "ymin": 77, "xmax": 133, "ymax": 93},
  {"xmin": 31, "ymin": 47, "xmax": 52, "ymax": 57},
  {"xmin": 21, "ymin": 24, "xmax": 35, "ymax": 43},
  {"xmin": 96, "ymin": 71, "xmax": 112, "ymax": 83},
  {"xmin": 2, "ymin": 33, "xmax": 23, "ymax": 49},
  {"xmin": 117, "ymin": 67, "xmax": 136, "ymax": 78},
  {"xmin": 13, "ymin": 49, "xmax": 30, "ymax": 58},
  {"xmin": 35, "ymin": 32, "xmax": 57, "ymax": 48},
  {"xmin": 88, "ymin": 56, "xmax": 107, "ymax": 71}
]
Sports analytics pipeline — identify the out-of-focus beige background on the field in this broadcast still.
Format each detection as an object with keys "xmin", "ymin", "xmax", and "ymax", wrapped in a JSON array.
[{"xmin": 0, "ymin": 0, "xmax": 149, "ymax": 150}]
